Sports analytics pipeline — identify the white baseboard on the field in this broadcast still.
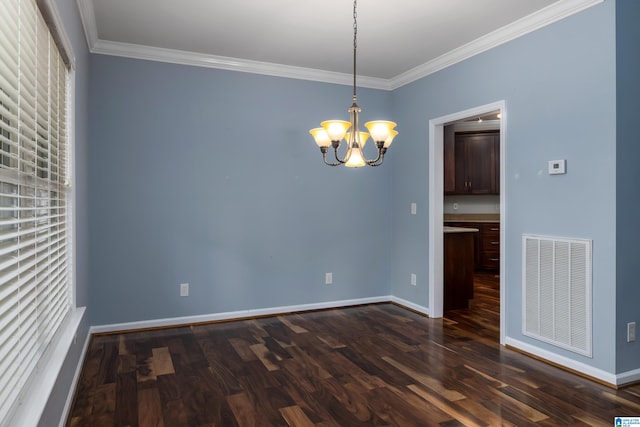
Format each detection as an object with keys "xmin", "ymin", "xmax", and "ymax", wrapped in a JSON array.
[
  {"xmin": 504, "ymin": 337, "xmax": 625, "ymax": 386},
  {"xmin": 615, "ymin": 367, "xmax": 640, "ymax": 386},
  {"xmin": 390, "ymin": 296, "xmax": 430, "ymax": 316},
  {"xmin": 91, "ymin": 296, "xmax": 394, "ymax": 334}
]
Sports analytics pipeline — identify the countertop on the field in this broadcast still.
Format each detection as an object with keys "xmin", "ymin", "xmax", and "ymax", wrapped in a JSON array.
[
  {"xmin": 444, "ymin": 226, "xmax": 479, "ymax": 233},
  {"xmin": 444, "ymin": 213, "xmax": 499, "ymax": 223}
]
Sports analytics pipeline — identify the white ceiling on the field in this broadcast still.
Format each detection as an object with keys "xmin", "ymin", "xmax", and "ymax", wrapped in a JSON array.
[{"xmin": 78, "ymin": 0, "xmax": 601, "ymax": 89}]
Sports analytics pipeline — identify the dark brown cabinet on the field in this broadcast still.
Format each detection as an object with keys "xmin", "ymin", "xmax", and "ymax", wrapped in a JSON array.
[
  {"xmin": 444, "ymin": 130, "xmax": 499, "ymax": 195},
  {"xmin": 444, "ymin": 221, "xmax": 500, "ymax": 272},
  {"xmin": 479, "ymin": 223, "xmax": 500, "ymax": 271},
  {"xmin": 444, "ymin": 230, "xmax": 475, "ymax": 310}
]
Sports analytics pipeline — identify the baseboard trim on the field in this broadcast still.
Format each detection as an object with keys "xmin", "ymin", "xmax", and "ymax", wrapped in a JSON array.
[
  {"xmin": 504, "ymin": 337, "xmax": 638, "ymax": 388},
  {"xmin": 91, "ymin": 296, "xmax": 393, "ymax": 334},
  {"xmin": 615, "ymin": 367, "xmax": 640, "ymax": 387},
  {"xmin": 390, "ymin": 296, "xmax": 430, "ymax": 317}
]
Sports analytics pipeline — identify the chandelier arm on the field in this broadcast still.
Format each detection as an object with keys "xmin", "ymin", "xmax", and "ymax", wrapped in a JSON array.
[
  {"xmin": 332, "ymin": 145, "xmax": 347, "ymax": 164},
  {"xmin": 320, "ymin": 147, "xmax": 342, "ymax": 166},
  {"xmin": 366, "ymin": 151, "xmax": 384, "ymax": 166}
]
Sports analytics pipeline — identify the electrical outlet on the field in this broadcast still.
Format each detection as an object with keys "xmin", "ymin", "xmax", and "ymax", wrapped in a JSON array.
[
  {"xmin": 628, "ymin": 322, "xmax": 636, "ymax": 342},
  {"xmin": 325, "ymin": 272, "xmax": 333, "ymax": 285},
  {"xmin": 411, "ymin": 203, "xmax": 417, "ymax": 215},
  {"xmin": 180, "ymin": 283, "xmax": 189, "ymax": 297},
  {"xmin": 410, "ymin": 274, "xmax": 417, "ymax": 286}
]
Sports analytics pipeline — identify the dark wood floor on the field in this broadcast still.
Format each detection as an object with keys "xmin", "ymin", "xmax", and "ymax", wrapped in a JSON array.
[{"xmin": 67, "ymin": 274, "xmax": 640, "ymax": 426}]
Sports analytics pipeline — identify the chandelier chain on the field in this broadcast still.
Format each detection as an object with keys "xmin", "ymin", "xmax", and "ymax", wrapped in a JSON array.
[{"xmin": 353, "ymin": 0, "xmax": 358, "ymax": 100}]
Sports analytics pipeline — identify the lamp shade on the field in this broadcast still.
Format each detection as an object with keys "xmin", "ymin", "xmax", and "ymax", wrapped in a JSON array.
[
  {"xmin": 344, "ymin": 145, "xmax": 367, "ymax": 167},
  {"xmin": 384, "ymin": 130, "xmax": 398, "ymax": 148},
  {"xmin": 309, "ymin": 128, "xmax": 331, "ymax": 148},
  {"xmin": 344, "ymin": 131, "xmax": 370, "ymax": 148},
  {"xmin": 364, "ymin": 120, "xmax": 396, "ymax": 143},
  {"xmin": 321, "ymin": 120, "xmax": 351, "ymax": 142}
]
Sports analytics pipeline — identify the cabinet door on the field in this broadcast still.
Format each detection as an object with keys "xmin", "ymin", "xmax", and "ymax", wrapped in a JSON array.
[
  {"xmin": 480, "ymin": 223, "xmax": 500, "ymax": 271},
  {"xmin": 458, "ymin": 132, "xmax": 499, "ymax": 194}
]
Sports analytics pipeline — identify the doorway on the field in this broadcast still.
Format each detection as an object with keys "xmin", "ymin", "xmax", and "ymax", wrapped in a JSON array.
[{"xmin": 428, "ymin": 101, "xmax": 506, "ymax": 345}]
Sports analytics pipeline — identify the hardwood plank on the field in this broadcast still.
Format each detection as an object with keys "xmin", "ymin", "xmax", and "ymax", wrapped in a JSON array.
[
  {"xmin": 227, "ymin": 392, "xmax": 259, "ymax": 427},
  {"xmin": 138, "ymin": 387, "xmax": 165, "ymax": 427},
  {"xmin": 250, "ymin": 342, "xmax": 281, "ymax": 372},
  {"xmin": 116, "ymin": 371, "xmax": 138, "ymax": 427},
  {"xmin": 151, "ymin": 347, "xmax": 175, "ymax": 376},
  {"xmin": 228, "ymin": 337, "xmax": 258, "ymax": 362},
  {"xmin": 279, "ymin": 405, "xmax": 315, "ymax": 427},
  {"xmin": 278, "ymin": 316, "xmax": 309, "ymax": 334}
]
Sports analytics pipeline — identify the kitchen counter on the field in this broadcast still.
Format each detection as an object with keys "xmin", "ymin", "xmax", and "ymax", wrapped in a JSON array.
[
  {"xmin": 444, "ymin": 226, "xmax": 479, "ymax": 233},
  {"xmin": 444, "ymin": 213, "xmax": 499, "ymax": 223}
]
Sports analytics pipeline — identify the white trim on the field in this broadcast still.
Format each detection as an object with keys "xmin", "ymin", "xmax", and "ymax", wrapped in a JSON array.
[
  {"xmin": 91, "ymin": 39, "xmax": 393, "ymax": 90},
  {"xmin": 504, "ymin": 336, "xmax": 624, "ymax": 386},
  {"xmin": 428, "ymin": 101, "xmax": 506, "ymax": 347},
  {"xmin": 57, "ymin": 326, "xmax": 92, "ymax": 427},
  {"xmin": 76, "ymin": 0, "xmax": 98, "ymax": 53},
  {"xmin": 91, "ymin": 296, "xmax": 393, "ymax": 334},
  {"xmin": 428, "ymin": 122, "xmax": 444, "ymax": 319},
  {"xmin": 39, "ymin": 0, "xmax": 76, "ymax": 69},
  {"xmin": 76, "ymin": 0, "xmax": 602, "ymax": 90},
  {"xmin": 390, "ymin": 296, "xmax": 430, "ymax": 317},
  {"xmin": 615, "ymin": 367, "xmax": 640, "ymax": 386},
  {"xmin": 8, "ymin": 308, "xmax": 86, "ymax": 427}
]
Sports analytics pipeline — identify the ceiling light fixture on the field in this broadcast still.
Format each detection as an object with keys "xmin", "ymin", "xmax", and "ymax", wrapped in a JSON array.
[{"xmin": 309, "ymin": 0, "xmax": 397, "ymax": 167}]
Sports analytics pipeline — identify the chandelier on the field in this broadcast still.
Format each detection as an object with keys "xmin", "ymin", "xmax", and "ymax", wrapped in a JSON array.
[{"xmin": 309, "ymin": 0, "xmax": 398, "ymax": 167}]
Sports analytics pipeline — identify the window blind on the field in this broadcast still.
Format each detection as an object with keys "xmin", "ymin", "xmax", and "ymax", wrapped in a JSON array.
[{"xmin": 0, "ymin": 0, "xmax": 72, "ymax": 423}]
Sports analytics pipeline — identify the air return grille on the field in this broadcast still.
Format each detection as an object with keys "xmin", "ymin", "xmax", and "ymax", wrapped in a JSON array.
[{"xmin": 523, "ymin": 235, "xmax": 592, "ymax": 357}]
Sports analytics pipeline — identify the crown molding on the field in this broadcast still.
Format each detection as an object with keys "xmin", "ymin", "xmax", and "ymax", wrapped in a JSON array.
[
  {"xmin": 76, "ymin": 0, "xmax": 98, "ymax": 54},
  {"xmin": 78, "ymin": 0, "xmax": 602, "ymax": 91},
  {"xmin": 388, "ymin": 0, "xmax": 604, "ymax": 89},
  {"xmin": 91, "ymin": 39, "xmax": 393, "ymax": 90}
]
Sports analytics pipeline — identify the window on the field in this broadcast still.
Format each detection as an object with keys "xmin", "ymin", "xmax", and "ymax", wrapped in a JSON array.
[{"xmin": 0, "ymin": 0, "xmax": 72, "ymax": 423}]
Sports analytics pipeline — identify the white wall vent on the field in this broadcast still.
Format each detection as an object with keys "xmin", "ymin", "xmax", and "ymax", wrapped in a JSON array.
[{"xmin": 522, "ymin": 235, "xmax": 592, "ymax": 357}]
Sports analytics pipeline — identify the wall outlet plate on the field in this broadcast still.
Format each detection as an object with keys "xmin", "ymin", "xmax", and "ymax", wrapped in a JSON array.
[{"xmin": 180, "ymin": 283, "xmax": 189, "ymax": 297}]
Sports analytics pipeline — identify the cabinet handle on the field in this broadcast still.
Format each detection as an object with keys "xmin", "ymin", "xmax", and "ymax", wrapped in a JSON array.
[
  {"xmin": 490, "ymin": 241, "xmax": 499, "ymax": 245},
  {"xmin": 490, "ymin": 228, "xmax": 499, "ymax": 231},
  {"xmin": 490, "ymin": 258, "xmax": 500, "ymax": 261}
]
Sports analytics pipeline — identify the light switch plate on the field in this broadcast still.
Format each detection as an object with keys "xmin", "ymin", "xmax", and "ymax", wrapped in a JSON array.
[{"xmin": 548, "ymin": 159, "xmax": 566, "ymax": 175}]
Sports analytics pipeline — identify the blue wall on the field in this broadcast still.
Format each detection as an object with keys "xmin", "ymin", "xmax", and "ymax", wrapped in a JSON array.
[
  {"xmin": 616, "ymin": 0, "xmax": 640, "ymax": 373},
  {"xmin": 389, "ymin": 1, "xmax": 617, "ymax": 372},
  {"xmin": 88, "ymin": 56, "xmax": 393, "ymax": 325}
]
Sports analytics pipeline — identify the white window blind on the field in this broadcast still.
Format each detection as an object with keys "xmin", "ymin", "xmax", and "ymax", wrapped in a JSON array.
[{"xmin": 0, "ymin": 0, "xmax": 72, "ymax": 423}]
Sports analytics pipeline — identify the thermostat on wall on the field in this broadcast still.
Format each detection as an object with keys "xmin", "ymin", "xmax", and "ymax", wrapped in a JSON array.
[{"xmin": 548, "ymin": 159, "xmax": 566, "ymax": 175}]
